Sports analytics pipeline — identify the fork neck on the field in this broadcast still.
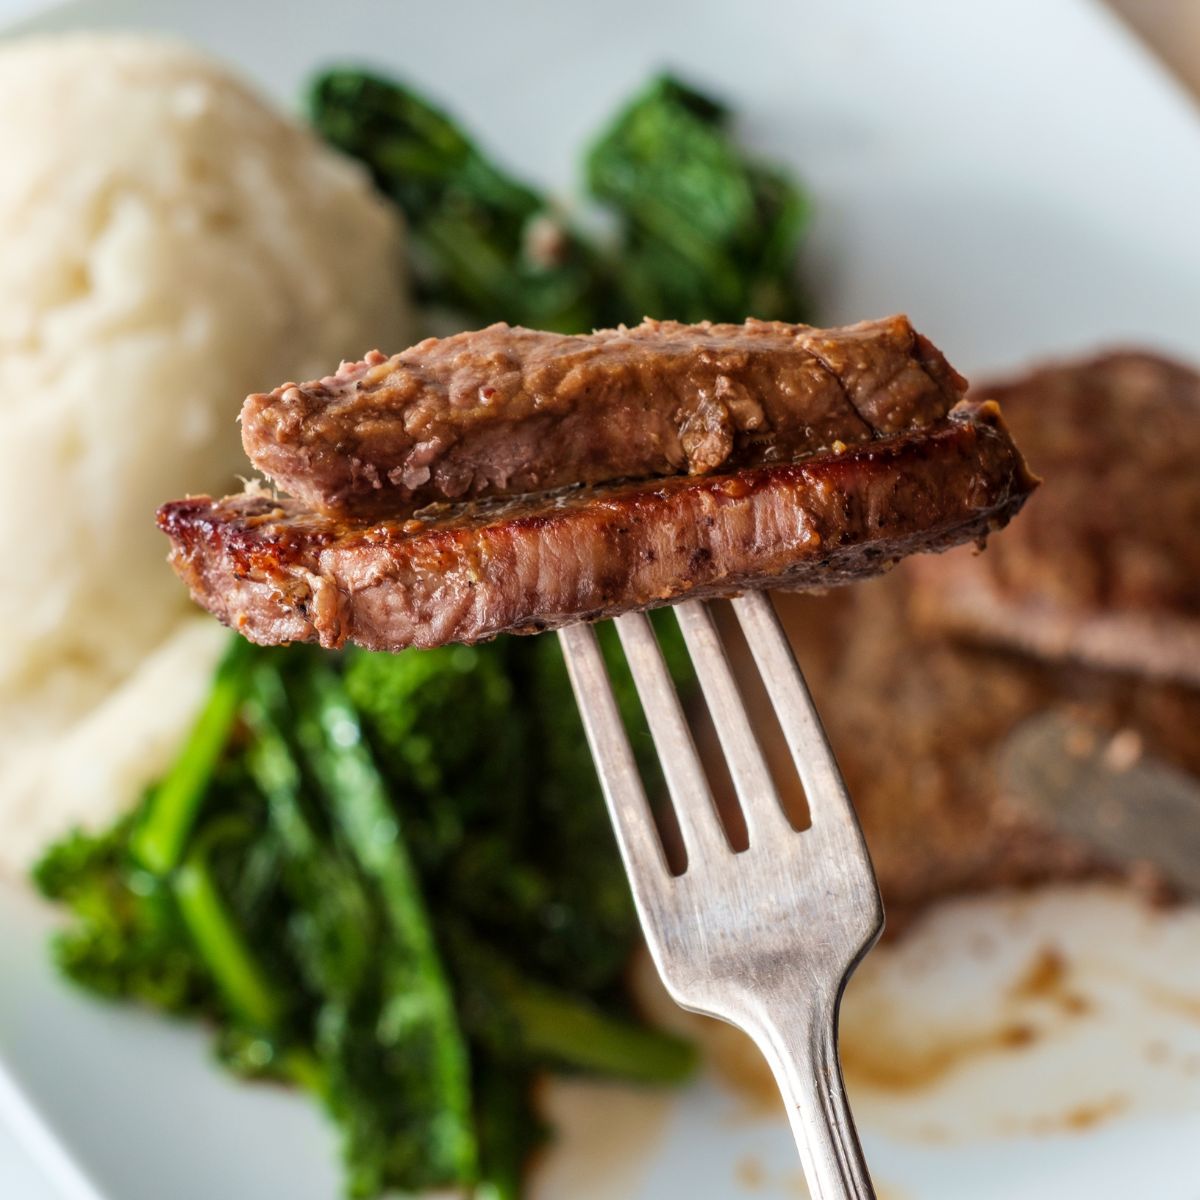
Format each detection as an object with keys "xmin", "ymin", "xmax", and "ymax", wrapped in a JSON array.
[{"xmin": 736, "ymin": 978, "xmax": 876, "ymax": 1200}]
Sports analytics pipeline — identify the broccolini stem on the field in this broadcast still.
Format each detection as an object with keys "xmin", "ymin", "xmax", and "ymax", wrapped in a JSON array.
[
  {"xmin": 473, "ymin": 1060, "xmax": 542, "ymax": 1200},
  {"xmin": 281, "ymin": 1048, "xmax": 330, "ymax": 1100},
  {"xmin": 243, "ymin": 665, "xmax": 320, "ymax": 861},
  {"xmin": 501, "ymin": 976, "xmax": 696, "ymax": 1084},
  {"xmin": 451, "ymin": 928, "xmax": 697, "ymax": 1085},
  {"xmin": 296, "ymin": 662, "xmax": 480, "ymax": 1181},
  {"xmin": 173, "ymin": 816, "xmax": 282, "ymax": 1031},
  {"xmin": 132, "ymin": 636, "xmax": 256, "ymax": 876}
]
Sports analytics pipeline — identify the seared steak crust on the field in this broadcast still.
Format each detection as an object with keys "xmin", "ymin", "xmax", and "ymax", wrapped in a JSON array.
[
  {"xmin": 161, "ymin": 401, "xmax": 1034, "ymax": 653},
  {"xmin": 241, "ymin": 315, "xmax": 966, "ymax": 516}
]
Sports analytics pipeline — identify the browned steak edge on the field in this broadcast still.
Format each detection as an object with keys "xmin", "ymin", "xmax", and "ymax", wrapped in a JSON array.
[{"xmin": 161, "ymin": 402, "xmax": 1035, "ymax": 653}]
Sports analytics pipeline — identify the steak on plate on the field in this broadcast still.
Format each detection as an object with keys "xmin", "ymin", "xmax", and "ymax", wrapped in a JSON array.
[
  {"xmin": 908, "ymin": 351, "xmax": 1200, "ymax": 684},
  {"xmin": 751, "ymin": 348, "xmax": 1200, "ymax": 922}
]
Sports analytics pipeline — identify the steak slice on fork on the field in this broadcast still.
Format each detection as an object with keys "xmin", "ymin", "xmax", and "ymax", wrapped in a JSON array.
[
  {"xmin": 240, "ymin": 315, "xmax": 967, "ymax": 517},
  {"xmin": 160, "ymin": 400, "xmax": 1035, "ymax": 653}
]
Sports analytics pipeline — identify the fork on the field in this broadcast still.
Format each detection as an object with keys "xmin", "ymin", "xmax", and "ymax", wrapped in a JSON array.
[{"xmin": 558, "ymin": 591, "xmax": 884, "ymax": 1200}]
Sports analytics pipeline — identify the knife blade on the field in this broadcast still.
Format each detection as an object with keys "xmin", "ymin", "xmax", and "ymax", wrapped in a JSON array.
[{"xmin": 999, "ymin": 710, "xmax": 1200, "ymax": 897}]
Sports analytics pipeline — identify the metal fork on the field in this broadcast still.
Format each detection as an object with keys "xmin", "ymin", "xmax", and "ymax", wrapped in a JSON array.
[{"xmin": 558, "ymin": 591, "xmax": 884, "ymax": 1200}]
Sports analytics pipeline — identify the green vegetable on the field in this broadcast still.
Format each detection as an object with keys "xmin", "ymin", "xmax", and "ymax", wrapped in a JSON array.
[
  {"xmin": 473, "ymin": 1058, "xmax": 545, "ymax": 1200},
  {"xmin": 132, "ymin": 637, "xmax": 257, "ymax": 875},
  {"xmin": 34, "ymin": 819, "xmax": 207, "ymax": 1013},
  {"xmin": 448, "ymin": 923, "xmax": 695, "ymax": 1084},
  {"xmin": 292, "ymin": 661, "xmax": 478, "ymax": 1190},
  {"xmin": 37, "ymin": 635, "xmax": 695, "ymax": 1198},
  {"xmin": 309, "ymin": 69, "xmax": 809, "ymax": 330},
  {"xmin": 587, "ymin": 74, "xmax": 811, "ymax": 323},
  {"xmin": 173, "ymin": 816, "xmax": 283, "ymax": 1031},
  {"xmin": 243, "ymin": 667, "xmax": 377, "ymax": 1006},
  {"xmin": 309, "ymin": 70, "xmax": 614, "ymax": 332},
  {"xmin": 343, "ymin": 642, "xmax": 528, "ymax": 872}
]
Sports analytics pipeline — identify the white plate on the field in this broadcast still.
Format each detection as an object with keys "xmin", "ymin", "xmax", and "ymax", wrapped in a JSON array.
[{"xmin": 3, "ymin": 1, "xmax": 1200, "ymax": 1197}]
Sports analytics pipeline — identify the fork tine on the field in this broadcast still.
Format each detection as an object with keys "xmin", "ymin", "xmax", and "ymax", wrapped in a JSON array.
[
  {"xmin": 672, "ymin": 600, "xmax": 793, "ymax": 844},
  {"xmin": 557, "ymin": 623, "xmax": 673, "ymax": 896},
  {"xmin": 614, "ymin": 611, "xmax": 732, "ymax": 866},
  {"xmin": 731, "ymin": 591, "xmax": 858, "ymax": 834}
]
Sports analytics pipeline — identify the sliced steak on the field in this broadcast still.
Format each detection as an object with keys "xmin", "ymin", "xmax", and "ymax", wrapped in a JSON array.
[
  {"xmin": 909, "ymin": 351, "xmax": 1200, "ymax": 684},
  {"xmin": 241, "ymin": 315, "xmax": 966, "ymax": 516},
  {"xmin": 160, "ymin": 401, "xmax": 1034, "ymax": 653},
  {"xmin": 760, "ymin": 575, "xmax": 1200, "ymax": 927}
]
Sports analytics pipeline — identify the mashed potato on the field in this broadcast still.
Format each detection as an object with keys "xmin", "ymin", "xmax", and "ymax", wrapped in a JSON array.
[{"xmin": 0, "ymin": 34, "xmax": 411, "ymax": 870}]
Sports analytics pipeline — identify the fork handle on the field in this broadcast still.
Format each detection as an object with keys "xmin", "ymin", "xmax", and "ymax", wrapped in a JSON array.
[{"xmin": 741, "ymin": 982, "xmax": 875, "ymax": 1200}]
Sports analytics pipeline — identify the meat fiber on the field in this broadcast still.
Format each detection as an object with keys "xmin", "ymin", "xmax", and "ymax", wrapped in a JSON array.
[
  {"xmin": 160, "ymin": 400, "xmax": 1035, "ymax": 653},
  {"xmin": 240, "ymin": 315, "xmax": 966, "ymax": 516}
]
